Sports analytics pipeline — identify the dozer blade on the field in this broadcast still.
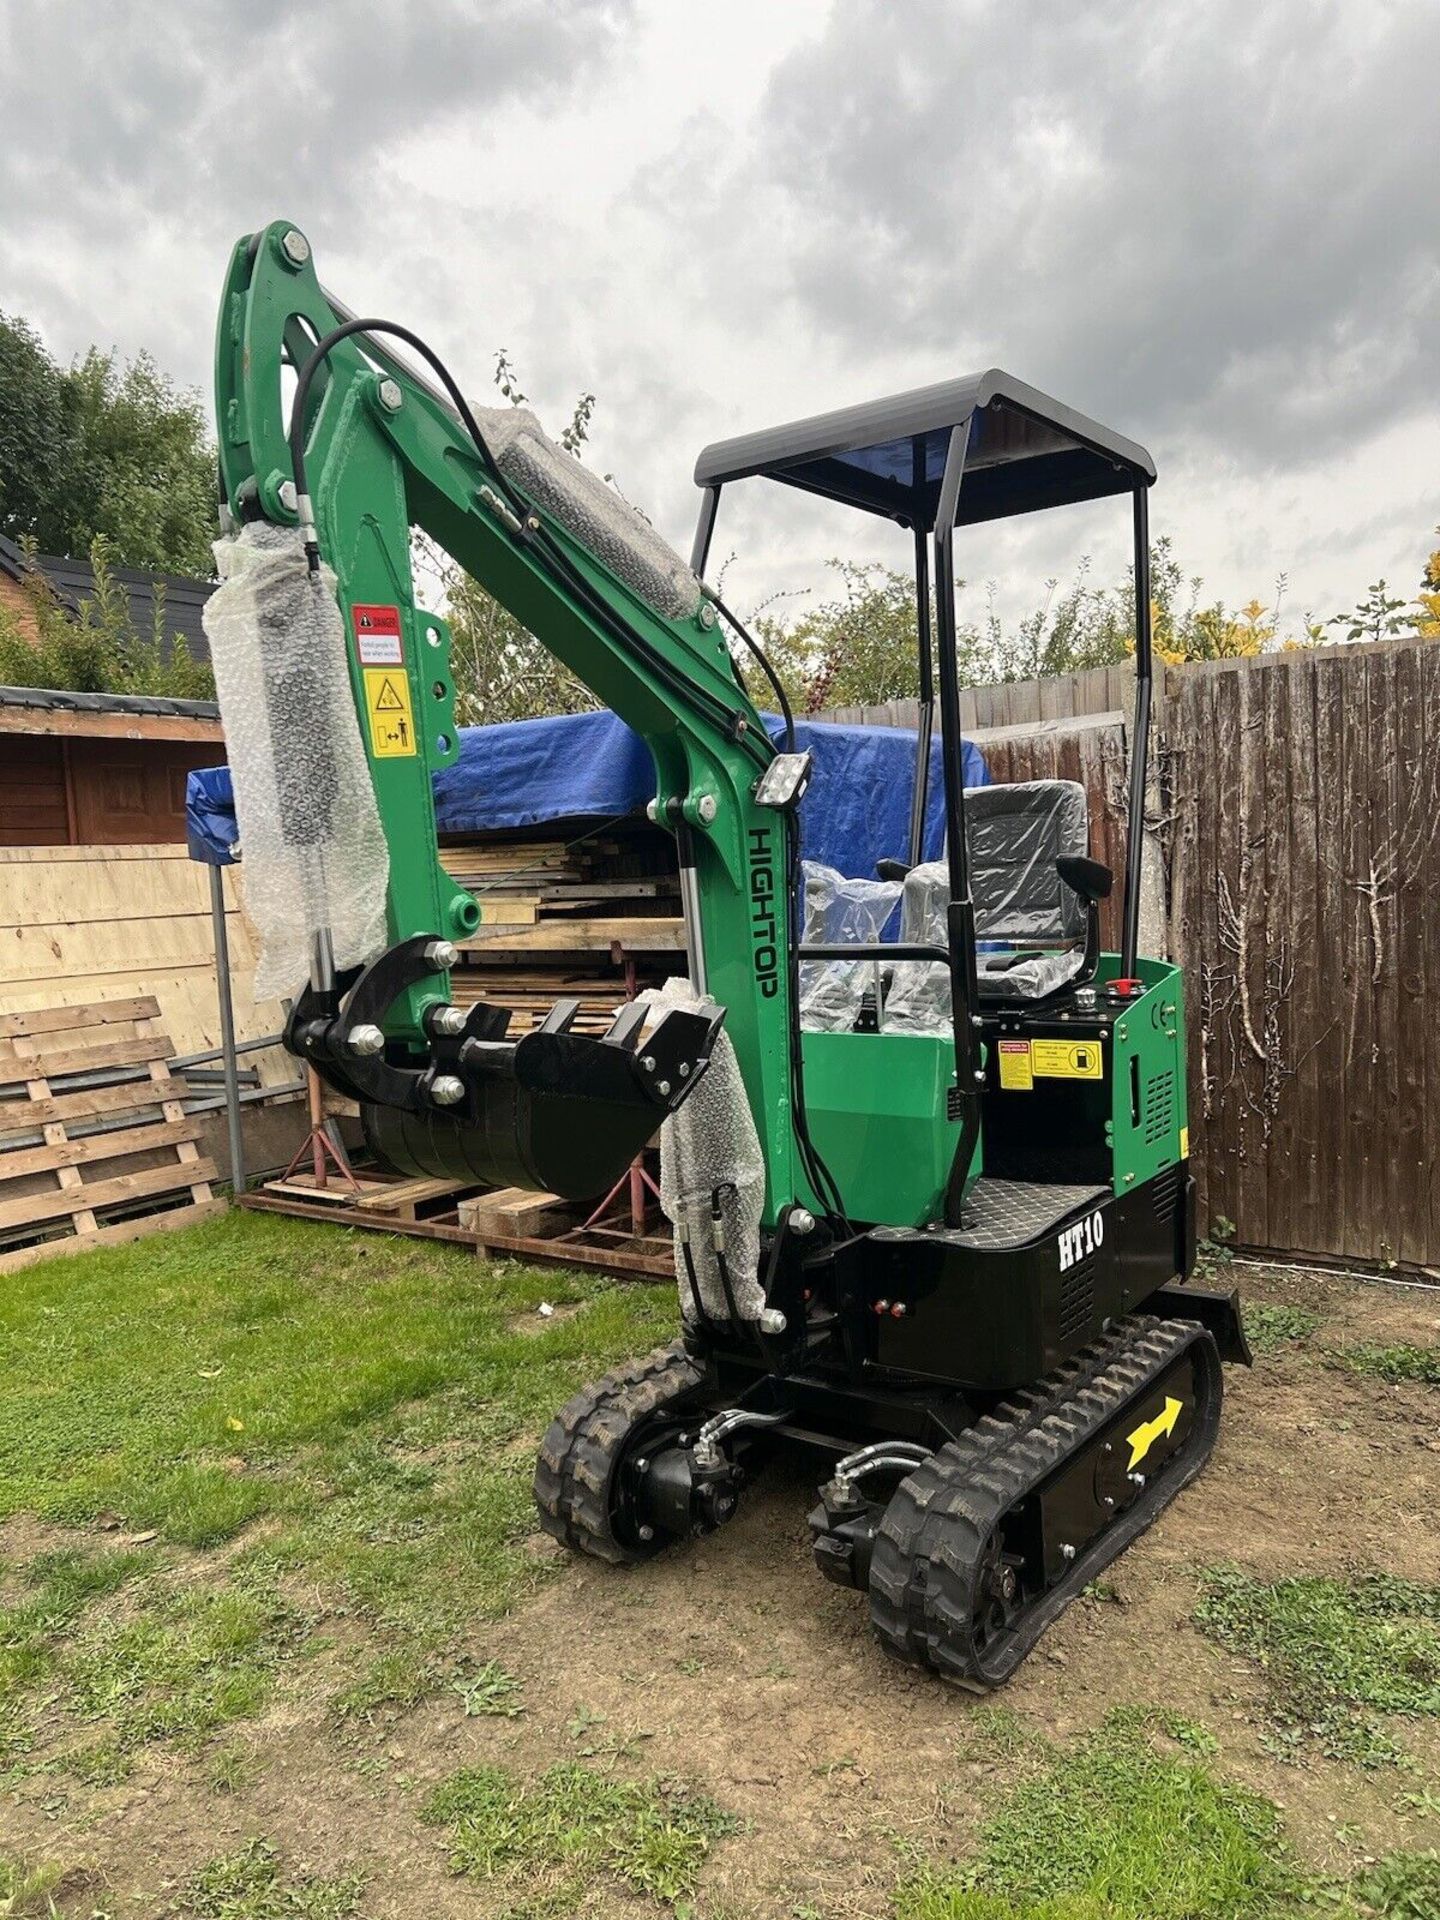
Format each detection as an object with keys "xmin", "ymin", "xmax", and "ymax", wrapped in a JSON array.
[{"xmin": 363, "ymin": 1000, "xmax": 723, "ymax": 1200}]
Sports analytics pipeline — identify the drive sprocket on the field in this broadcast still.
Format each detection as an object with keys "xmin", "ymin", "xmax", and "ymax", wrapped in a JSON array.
[{"xmin": 533, "ymin": 1342, "xmax": 704, "ymax": 1564}]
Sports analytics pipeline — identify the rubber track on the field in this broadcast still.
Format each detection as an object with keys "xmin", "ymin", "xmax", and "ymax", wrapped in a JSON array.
[
  {"xmin": 533, "ymin": 1342, "xmax": 704, "ymax": 1565},
  {"xmin": 868, "ymin": 1316, "xmax": 1221, "ymax": 1688}
]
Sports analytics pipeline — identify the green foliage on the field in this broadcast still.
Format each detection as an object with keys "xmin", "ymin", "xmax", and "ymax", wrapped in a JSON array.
[
  {"xmin": 452, "ymin": 1657, "xmax": 525, "ymax": 1718},
  {"xmin": 1195, "ymin": 1566, "xmax": 1440, "ymax": 1766},
  {"xmin": 1243, "ymin": 1303, "xmax": 1322, "ymax": 1355},
  {"xmin": 756, "ymin": 560, "xmax": 937, "ymax": 713},
  {"xmin": 1350, "ymin": 1850, "xmax": 1440, "ymax": 1919},
  {"xmin": 0, "ymin": 313, "xmax": 215, "ymax": 575},
  {"xmin": 175, "ymin": 1838, "xmax": 364, "ymax": 1920},
  {"xmin": 443, "ymin": 556, "xmax": 596, "ymax": 726},
  {"xmin": 0, "ymin": 1547, "xmax": 149, "ymax": 1735},
  {"xmin": 0, "ymin": 532, "xmax": 215, "ymax": 698},
  {"xmin": 422, "ymin": 1760, "xmax": 734, "ymax": 1910},
  {"xmin": 896, "ymin": 1711, "xmax": 1296, "ymax": 1919},
  {"xmin": 0, "ymin": 1850, "xmax": 66, "ymax": 1916},
  {"xmin": 752, "ymin": 539, "xmax": 1315, "ymax": 724},
  {"xmin": 63, "ymin": 1575, "xmax": 305, "ymax": 1753},
  {"xmin": 1333, "ymin": 1342, "xmax": 1440, "ymax": 1386},
  {"xmin": 0, "ymin": 314, "xmax": 68, "ymax": 549},
  {"xmin": 1328, "ymin": 581, "xmax": 1415, "ymax": 646}
]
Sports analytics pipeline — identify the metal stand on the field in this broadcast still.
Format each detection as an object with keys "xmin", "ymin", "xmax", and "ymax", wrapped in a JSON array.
[
  {"xmin": 578, "ymin": 939, "xmax": 662, "ymax": 1236},
  {"xmin": 207, "ymin": 863, "xmax": 247, "ymax": 1195},
  {"xmin": 581, "ymin": 1154, "xmax": 662, "ymax": 1238},
  {"xmin": 280, "ymin": 1064, "xmax": 359, "ymax": 1191}
]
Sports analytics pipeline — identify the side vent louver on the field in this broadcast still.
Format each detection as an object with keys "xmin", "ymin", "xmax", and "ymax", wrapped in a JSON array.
[
  {"xmin": 1059, "ymin": 1255, "xmax": 1096, "ymax": 1341},
  {"xmin": 1144, "ymin": 1068, "xmax": 1176, "ymax": 1146}
]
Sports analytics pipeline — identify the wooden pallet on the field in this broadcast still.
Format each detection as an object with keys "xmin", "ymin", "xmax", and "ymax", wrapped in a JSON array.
[
  {"xmin": 240, "ymin": 1171, "xmax": 675, "ymax": 1280},
  {"xmin": 0, "ymin": 996, "xmax": 222, "ymax": 1275},
  {"xmin": 258, "ymin": 1167, "xmax": 474, "ymax": 1223}
]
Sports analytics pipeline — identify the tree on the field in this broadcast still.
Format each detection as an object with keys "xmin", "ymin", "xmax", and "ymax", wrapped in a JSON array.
[
  {"xmin": 0, "ymin": 314, "xmax": 216, "ymax": 576},
  {"xmin": 746, "ymin": 538, "xmax": 1301, "ymax": 709},
  {"xmin": 754, "ymin": 561, "xmax": 938, "ymax": 712},
  {"xmin": 0, "ymin": 314, "xmax": 69, "ymax": 548},
  {"xmin": 0, "ymin": 535, "xmax": 214, "ymax": 699},
  {"xmin": 438, "ymin": 359, "xmax": 601, "ymax": 725},
  {"xmin": 443, "ymin": 561, "xmax": 597, "ymax": 725}
]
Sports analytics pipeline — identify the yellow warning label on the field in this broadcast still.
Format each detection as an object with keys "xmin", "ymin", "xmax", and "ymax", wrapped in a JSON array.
[
  {"xmin": 1126, "ymin": 1395, "xmax": 1182, "ymax": 1470},
  {"xmin": 997, "ymin": 1040, "xmax": 1034, "ymax": 1091},
  {"xmin": 1179, "ymin": 1126, "xmax": 1190, "ymax": 1158},
  {"xmin": 1031, "ymin": 1037, "xmax": 1103, "ymax": 1080},
  {"xmin": 362, "ymin": 668, "xmax": 416, "ymax": 758}
]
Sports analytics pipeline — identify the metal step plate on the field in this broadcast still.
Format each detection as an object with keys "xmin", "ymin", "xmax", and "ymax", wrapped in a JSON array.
[{"xmin": 944, "ymin": 1177, "xmax": 1109, "ymax": 1251}]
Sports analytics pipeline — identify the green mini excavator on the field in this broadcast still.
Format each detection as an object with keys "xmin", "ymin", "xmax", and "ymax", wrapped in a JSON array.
[{"xmin": 209, "ymin": 222, "xmax": 1248, "ymax": 1688}]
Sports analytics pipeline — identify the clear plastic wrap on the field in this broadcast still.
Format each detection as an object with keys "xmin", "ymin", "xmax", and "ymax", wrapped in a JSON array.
[
  {"xmin": 799, "ymin": 861, "xmax": 902, "ymax": 1031},
  {"xmin": 201, "ymin": 523, "xmax": 390, "ymax": 1000},
  {"xmin": 885, "ymin": 781, "xmax": 1091, "ymax": 1026},
  {"xmin": 475, "ymin": 404, "xmax": 703, "ymax": 624},
  {"xmin": 643, "ymin": 976, "xmax": 766, "ymax": 1325}
]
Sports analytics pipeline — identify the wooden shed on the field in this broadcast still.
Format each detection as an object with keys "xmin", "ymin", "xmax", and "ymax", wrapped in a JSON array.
[{"xmin": 0, "ymin": 686, "xmax": 224, "ymax": 847}]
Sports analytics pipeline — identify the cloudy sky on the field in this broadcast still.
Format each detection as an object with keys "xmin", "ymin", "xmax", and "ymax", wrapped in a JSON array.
[{"xmin": 2, "ymin": 0, "xmax": 1436, "ymax": 634}]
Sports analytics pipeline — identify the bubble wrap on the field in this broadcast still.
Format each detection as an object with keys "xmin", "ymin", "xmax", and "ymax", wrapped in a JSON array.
[
  {"xmin": 475, "ymin": 404, "xmax": 702, "ymax": 623},
  {"xmin": 202, "ymin": 523, "xmax": 389, "ymax": 1000},
  {"xmin": 643, "ymin": 976, "xmax": 765, "ymax": 1325},
  {"xmin": 885, "ymin": 781, "xmax": 1092, "ymax": 1026},
  {"xmin": 799, "ymin": 861, "xmax": 901, "ymax": 1031}
]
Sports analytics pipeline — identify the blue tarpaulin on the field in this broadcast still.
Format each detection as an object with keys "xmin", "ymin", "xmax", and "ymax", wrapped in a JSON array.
[
  {"xmin": 188, "ymin": 711, "xmax": 988, "ymax": 879},
  {"xmin": 185, "ymin": 765, "xmax": 239, "ymax": 866},
  {"xmin": 432, "ymin": 711, "xmax": 987, "ymax": 877}
]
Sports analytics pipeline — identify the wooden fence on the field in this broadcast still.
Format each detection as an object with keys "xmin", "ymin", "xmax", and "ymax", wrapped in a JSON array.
[{"xmin": 818, "ymin": 634, "xmax": 1440, "ymax": 1272}]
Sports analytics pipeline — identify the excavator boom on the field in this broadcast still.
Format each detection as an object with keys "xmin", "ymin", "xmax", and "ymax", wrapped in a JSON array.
[{"xmin": 212, "ymin": 220, "xmax": 803, "ymax": 1206}]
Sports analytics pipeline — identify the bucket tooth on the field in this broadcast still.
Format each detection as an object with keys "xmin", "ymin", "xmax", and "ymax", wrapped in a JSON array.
[
  {"xmin": 537, "ymin": 997, "xmax": 582, "ymax": 1035},
  {"xmin": 603, "ymin": 1002, "xmax": 650, "ymax": 1051},
  {"xmin": 464, "ymin": 1002, "xmax": 511, "ymax": 1041}
]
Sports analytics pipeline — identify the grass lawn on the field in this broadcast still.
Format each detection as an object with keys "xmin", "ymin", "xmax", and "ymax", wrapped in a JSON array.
[
  {"xmin": 0, "ymin": 1210, "xmax": 675, "ymax": 1770},
  {"xmin": 1, "ymin": 1212, "xmax": 1438, "ymax": 1916}
]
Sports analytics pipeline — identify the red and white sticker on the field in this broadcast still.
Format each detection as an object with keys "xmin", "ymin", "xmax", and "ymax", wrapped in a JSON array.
[{"xmin": 351, "ymin": 603, "xmax": 404, "ymax": 666}]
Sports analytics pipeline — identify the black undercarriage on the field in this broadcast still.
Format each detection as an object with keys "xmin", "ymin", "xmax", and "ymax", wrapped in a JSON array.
[{"xmin": 534, "ymin": 1164, "xmax": 1249, "ymax": 1688}]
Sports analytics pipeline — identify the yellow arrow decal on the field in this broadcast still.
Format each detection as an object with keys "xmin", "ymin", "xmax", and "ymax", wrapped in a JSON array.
[{"xmin": 1126, "ymin": 1395, "xmax": 1182, "ymax": 1471}]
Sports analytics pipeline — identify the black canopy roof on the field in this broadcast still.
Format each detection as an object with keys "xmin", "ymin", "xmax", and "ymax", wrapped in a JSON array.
[{"xmin": 693, "ymin": 369, "xmax": 1154, "ymax": 530}]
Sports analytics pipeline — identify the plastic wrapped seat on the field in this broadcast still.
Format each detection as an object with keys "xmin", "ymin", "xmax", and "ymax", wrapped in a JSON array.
[
  {"xmin": 799, "ymin": 862, "xmax": 902, "ymax": 1032},
  {"xmin": 885, "ymin": 782, "xmax": 1091, "ymax": 1030}
]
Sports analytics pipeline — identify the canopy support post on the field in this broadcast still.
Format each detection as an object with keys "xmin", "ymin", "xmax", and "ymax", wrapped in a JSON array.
[
  {"xmin": 906, "ymin": 447, "xmax": 935, "ymax": 867},
  {"xmin": 1121, "ymin": 484, "xmax": 1153, "ymax": 977},
  {"xmin": 933, "ymin": 422, "xmax": 982, "ymax": 1225}
]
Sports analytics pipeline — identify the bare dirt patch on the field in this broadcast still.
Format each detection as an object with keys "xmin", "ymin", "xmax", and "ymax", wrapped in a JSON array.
[{"xmin": 4, "ymin": 1262, "xmax": 1439, "ymax": 1917}]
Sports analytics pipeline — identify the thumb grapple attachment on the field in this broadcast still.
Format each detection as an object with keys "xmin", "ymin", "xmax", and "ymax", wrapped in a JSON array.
[{"xmin": 285, "ymin": 934, "xmax": 723, "ymax": 1199}]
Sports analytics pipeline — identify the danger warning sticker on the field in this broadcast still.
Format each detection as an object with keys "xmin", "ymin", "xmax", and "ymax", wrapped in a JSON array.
[
  {"xmin": 997, "ymin": 1039, "xmax": 1034, "ymax": 1091},
  {"xmin": 362, "ymin": 667, "xmax": 416, "ymax": 758},
  {"xmin": 351, "ymin": 603, "xmax": 404, "ymax": 666},
  {"xmin": 1031, "ymin": 1037, "xmax": 1104, "ymax": 1080}
]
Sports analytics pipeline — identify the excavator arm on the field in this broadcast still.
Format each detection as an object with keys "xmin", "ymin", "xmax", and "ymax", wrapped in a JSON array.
[{"xmin": 212, "ymin": 221, "xmax": 805, "ymax": 1210}]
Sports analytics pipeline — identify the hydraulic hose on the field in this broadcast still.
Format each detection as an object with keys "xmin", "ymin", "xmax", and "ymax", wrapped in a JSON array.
[{"xmin": 286, "ymin": 318, "xmax": 772, "ymax": 775}]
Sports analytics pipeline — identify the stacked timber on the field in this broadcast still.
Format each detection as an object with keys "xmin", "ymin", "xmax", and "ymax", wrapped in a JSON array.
[{"xmin": 438, "ymin": 822, "xmax": 686, "ymax": 1035}]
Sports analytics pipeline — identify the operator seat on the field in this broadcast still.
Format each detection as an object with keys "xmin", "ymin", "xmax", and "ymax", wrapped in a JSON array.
[{"xmin": 885, "ymin": 780, "xmax": 1098, "ymax": 1028}]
